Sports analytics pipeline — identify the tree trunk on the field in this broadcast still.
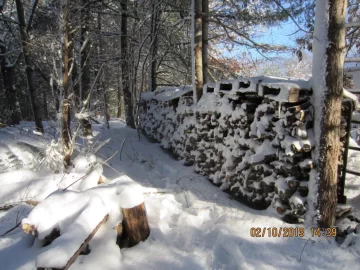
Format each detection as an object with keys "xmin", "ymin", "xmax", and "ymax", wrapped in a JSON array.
[
  {"xmin": 61, "ymin": 0, "xmax": 73, "ymax": 167},
  {"xmin": 62, "ymin": 98, "xmax": 71, "ymax": 167},
  {"xmin": 97, "ymin": 11, "xmax": 110, "ymax": 128},
  {"xmin": 202, "ymin": 0, "xmax": 209, "ymax": 85},
  {"xmin": 117, "ymin": 69, "xmax": 122, "ymax": 118},
  {"xmin": 15, "ymin": 0, "xmax": 43, "ymax": 132},
  {"xmin": 80, "ymin": 0, "xmax": 92, "ymax": 136},
  {"xmin": 121, "ymin": 202, "xmax": 150, "ymax": 247},
  {"xmin": 309, "ymin": 0, "xmax": 347, "ymax": 228},
  {"xmin": 121, "ymin": 0, "xmax": 135, "ymax": 128},
  {"xmin": 0, "ymin": 39, "xmax": 21, "ymax": 125},
  {"xmin": 43, "ymin": 88, "xmax": 48, "ymax": 120},
  {"xmin": 148, "ymin": 0, "xmax": 161, "ymax": 92},
  {"xmin": 192, "ymin": 0, "xmax": 203, "ymax": 103}
]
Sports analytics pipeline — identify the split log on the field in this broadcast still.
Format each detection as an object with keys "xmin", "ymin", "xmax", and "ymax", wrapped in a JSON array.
[
  {"xmin": 0, "ymin": 200, "xmax": 39, "ymax": 212},
  {"xmin": 22, "ymin": 223, "xmax": 36, "ymax": 235},
  {"xmin": 283, "ymin": 101, "xmax": 312, "ymax": 116},
  {"xmin": 121, "ymin": 202, "xmax": 150, "ymax": 247},
  {"xmin": 0, "ymin": 204, "xmax": 16, "ymax": 211},
  {"xmin": 43, "ymin": 228, "xmax": 61, "ymax": 247},
  {"xmin": 115, "ymin": 222, "xmax": 127, "ymax": 248}
]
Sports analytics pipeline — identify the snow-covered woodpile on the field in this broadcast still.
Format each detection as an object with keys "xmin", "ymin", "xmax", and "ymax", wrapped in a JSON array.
[{"xmin": 140, "ymin": 77, "xmax": 318, "ymax": 221}]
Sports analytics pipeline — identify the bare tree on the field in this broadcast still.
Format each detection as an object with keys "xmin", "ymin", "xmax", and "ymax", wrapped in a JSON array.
[
  {"xmin": 202, "ymin": 0, "xmax": 208, "ymax": 85},
  {"xmin": 121, "ymin": 0, "xmax": 135, "ymax": 128},
  {"xmin": 15, "ymin": 0, "xmax": 43, "ymax": 132},
  {"xmin": 148, "ymin": 0, "xmax": 161, "ymax": 92},
  {"xmin": 61, "ymin": 0, "xmax": 73, "ymax": 166},
  {"xmin": 0, "ymin": 37, "xmax": 21, "ymax": 125},
  {"xmin": 80, "ymin": 0, "xmax": 93, "ymax": 136},
  {"xmin": 192, "ymin": 0, "xmax": 203, "ymax": 103}
]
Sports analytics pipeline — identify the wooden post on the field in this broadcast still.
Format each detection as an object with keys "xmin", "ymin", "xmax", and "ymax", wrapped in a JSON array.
[{"xmin": 121, "ymin": 202, "xmax": 150, "ymax": 247}]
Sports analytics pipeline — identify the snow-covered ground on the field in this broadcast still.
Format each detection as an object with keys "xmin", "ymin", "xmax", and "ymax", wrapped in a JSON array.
[{"xmin": 0, "ymin": 120, "xmax": 359, "ymax": 270}]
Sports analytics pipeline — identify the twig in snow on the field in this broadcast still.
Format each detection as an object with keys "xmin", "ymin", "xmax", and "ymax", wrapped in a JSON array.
[
  {"xmin": 175, "ymin": 174, "xmax": 203, "ymax": 184},
  {"xmin": 123, "ymin": 151, "xmax": 136, "ymax": 166},
  {"xmin": 188, "ymin": 184, "xmax": 207, "ymax": 200},
  {"xmin": 146, "ymin": 172, "xmax": 154, "ymax": 186},
  {"xmin": 130, "ymin": 140, "xmax": 139, "ymax": 159},
  {"xmin": 63, "ymin": 168, "xmax": 95, "ymax": 191},
  {"xmin": 183, "ymin": 190, "xmax": 189, "ymax": 208},
  {"xmin": 90, "ymin": 116, "xmax": 101, "ymax": 124},
  {"xmin": 0, "ymin": 222, "xmax": 21, "ymax": 237},
  {"xmin": 104, "ymin": 150, "xmax": 119, "ymax": 164},
  {"xmin": 298, "ymin": 237, "xmax": 315, "ymax": 262},
  {"xmin": 93, "ymin": 138, "xmax": 111, "ymax": 154},
  {"xmin": 119, "ymin": 137, "xmax": 128, "ymax": 160},
  {"xmin": 98, "ymin": 161, "xmax": 122, "ymax": 175}
]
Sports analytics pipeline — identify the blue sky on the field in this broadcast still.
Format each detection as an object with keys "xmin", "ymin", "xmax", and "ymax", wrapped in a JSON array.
[{"xmin": 220, "ymin": 19, "xmax": 301, "ymax": 61}]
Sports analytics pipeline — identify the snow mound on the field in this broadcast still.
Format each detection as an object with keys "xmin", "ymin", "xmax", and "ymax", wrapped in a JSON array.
[
  {"xmin": 21, "ymin": 175, "xmax": 144, "ymax": 269},
  {"xmin": 143, "ymin": 86, "xmax": 193, "ymax": 101}
]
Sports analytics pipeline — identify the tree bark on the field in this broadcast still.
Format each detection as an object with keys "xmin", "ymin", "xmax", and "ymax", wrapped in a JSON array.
[
  {"xmin": 0, "ymin": 39, "xmax": 21, "ymax": 125},
  {"xmin": 117, "ymin": 68, "xmax": 122, "ymax": 118},
  {"xmin": 202, "ymin": 0, "xmax": 209, "ymax": 85},
  {"xmin": 43, "ymin": 88, "xmax": 48, "ymax": 120},
  {"xmin": 192, "ymin": 0, "xmax": 203, "ymax": 103},
  {"xmin": 309, "ymin": 0, "xmax": 347, "ymax": 228},
  {"xmin": 121, "ymin": 202, "xmax": 150, "ymax": 247},
  {"xmin": 148, "ymin": 0, "xmax": 161, "ymax": 92},
  {"xmin": 97, "ymin": 11, "xmax": 110, "ymax": 128},
  {"xmin": 121, "ymin": 0, "xmax": 135, "ymax": 128},
  {"xmin": 61, "ymin": 0, "xmax": 73, "ymax": 167},
  {"xmin": 15, "ymin": 0, "xmax": 43, "ymax": 132},
  {"xmin": 80, "ymin": 0, "xmax": 92, "ymax": 136}
]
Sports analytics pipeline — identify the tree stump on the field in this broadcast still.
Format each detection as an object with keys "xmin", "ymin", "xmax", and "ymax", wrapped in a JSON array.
[{"xmin": 121, "ymin": 202, "xmax": 150, "ymax": 247}]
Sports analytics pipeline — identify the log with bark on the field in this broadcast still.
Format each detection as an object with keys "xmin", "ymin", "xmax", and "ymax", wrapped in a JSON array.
[{"xmin": 121, "ymin": 202, "xmax": 150, "ymax": 247}]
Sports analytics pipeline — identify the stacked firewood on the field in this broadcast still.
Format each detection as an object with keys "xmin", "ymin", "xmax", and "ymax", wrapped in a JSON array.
[{"xmin": 140, "ymin": 77, "xmax": 316, "ymax": 220}]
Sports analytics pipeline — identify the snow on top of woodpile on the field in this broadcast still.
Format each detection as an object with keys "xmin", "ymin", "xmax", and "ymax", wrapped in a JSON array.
[
  {"xmin": 142, "ymin": 77, "xmax": 312, "ymax": 103},
  {"xmin": 215, "ymin": 76, "xmax": 312, "ymax": 102},
  {"xmin": 344, "ymin": 89, "xmax": 360, "ymax": 110},
  {"xmin": 143, "ymin": 86, "xmax": 193, "ymax": 101}
]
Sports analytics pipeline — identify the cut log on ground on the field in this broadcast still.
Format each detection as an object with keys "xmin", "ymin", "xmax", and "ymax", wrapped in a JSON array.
[
  {"xmin": 22, "ymin": 223, "xmax": 36, "ymax": 235},
  {"xmin": 121, "ymin": 202, "xmax": 150, "ymax": 247}
]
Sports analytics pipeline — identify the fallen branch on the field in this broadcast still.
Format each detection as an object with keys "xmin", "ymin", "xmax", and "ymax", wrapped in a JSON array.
[
  {"xmin": 104, "ymin": 150, "xmax": 119, "ymax": 163},
  {"xmin": 37, "ymin": 214, "xmax": 109, "ymax": 270},
  {"xmin": 90, "ymin": 116, "xmax": 101, "ymax": 124}
]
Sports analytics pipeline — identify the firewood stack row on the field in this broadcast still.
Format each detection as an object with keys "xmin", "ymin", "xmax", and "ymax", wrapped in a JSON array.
[
  {"xmin": 140, "ymin": 77, "xmax": 317, "ymax": 221},
  {"xmin": 171, "ymin": 96, "xmax": 197, "ymax": 162}
]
